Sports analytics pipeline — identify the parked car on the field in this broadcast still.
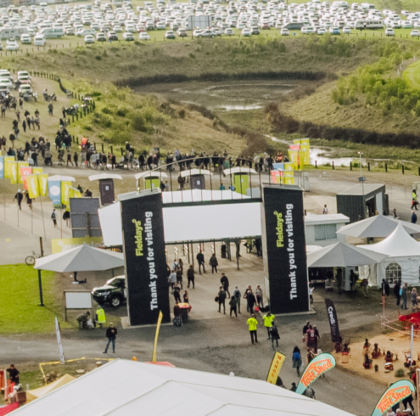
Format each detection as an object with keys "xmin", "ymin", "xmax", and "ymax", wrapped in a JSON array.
[
  {"xmin": 250, "ymin": 26, "xmax": 260, "ymax": 35},
  {"xmin": 139, "ymin": 31, "xmax": 150, "ymax": 40},
  {"xmin": 84, "ymin": 34, "xmax": 95, "ymax": 43},
  {"xmin": 342, "ymin": 26, "xmax": 351, "ymax": 34},
  {"xmin": 280, "ymin": 28, "xmax": 289, "ymax": 36},
  {"xmin": 411, "ymin": 29, "xmax": 420, "ymax": 38},
  {"xmin": 317, "ymin": 27, "xmax": 327, "ymax": 34},
  {"xmin": 91, "ymin": 276, "xmax": 126, "ymax": 307},
  {"xmin": 108, "ymin": 31, "xmax": 118, "ymax": 40},
  {"xmin": 177, "ymin": 28, "xmax": 187, "ymax": 37},
  {"xmin": 0, "ymin": 78, "xmax": 12, "ymax": 88},
  {"xmin": 20, "ymin": 33, "xmax": 31, "ymax": 44},
  {"xmin": 96, "ymin": 32, "xmax": 107, "ymax": 41},
  {"xmin": 329, "ymin": 27, "xmax": 340, "ymax": 34},
  {"xmin": 242, "ymin": 28, "xmax": 251, "ymax": 37},
  {"xmin": 34, "ymin": 35, "xmax": 46, "ymax": 46},
  {"xmin": 385, "ymin": 28, "xmax": 395, "ymax": 36},
  {"xmin": 224, "ymin": 28, "xmax": 234, "ymax": 36},
  {"xmin": 165, "ymin": 30, "xmax": 175, "ymax": 39},
  {"xmin": 6, "ymin": 40, "xmax": 19, "ymax": 51},
  {"xmin": 122, "ymin": 31, "xmax": 134, "ymax": 40}
]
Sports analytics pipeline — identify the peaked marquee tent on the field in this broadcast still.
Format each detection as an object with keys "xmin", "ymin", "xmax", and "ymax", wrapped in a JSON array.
[
  {"xmin": 11, "ymin": 359, "xmax": 356, "ymax": 416},
  {"xmin": 336, "ymin": 214, "xmax": 420, "ymax": 238},
  {"xmin": 358, "ymin": 224, "xmax": 420, "ymax": 286}
]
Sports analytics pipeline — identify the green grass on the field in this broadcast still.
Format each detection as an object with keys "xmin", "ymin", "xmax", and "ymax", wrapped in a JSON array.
[
  {"xmin": 403, "ymin": 58, "xmax": 420, "ymax": 88},
  {"xmin": 0, "ymin": 264, "xmax": 73, "ymax": 334}
]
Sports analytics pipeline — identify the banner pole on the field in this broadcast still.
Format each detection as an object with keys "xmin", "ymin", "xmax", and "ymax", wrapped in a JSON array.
[
  {"xmin": 3, "ymin": 177, "xmax": 5, "ymax": 220},
  {"xmin": 31, "ymin": 197, "xmax": 33, "ymax": 234},
  {"xmin": 40, "ymin": 197, "xmax": 46, "ymax": 241},
  {"xmin": 152, "ymin": 311, "xmax": 163, "ymax": 362},
  {"xmin": 17, "ymin": 185, "xmax": 19, "ymax": 227}
]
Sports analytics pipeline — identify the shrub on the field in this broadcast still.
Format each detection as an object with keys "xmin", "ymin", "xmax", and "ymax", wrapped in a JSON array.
[
  {"xmin": 178, "ymin": 109, "xmax": 186, "ymax": 119},
  {"xmin": 395, "ymin": 368, "xmax": 405, "ymax": 377},
  {"xmin": 131, "ymin": 112, "xmax": 148, "ymax": 132}
]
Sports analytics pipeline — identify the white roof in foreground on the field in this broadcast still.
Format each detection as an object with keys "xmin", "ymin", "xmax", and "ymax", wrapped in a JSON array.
[{"xmin": 12, "ymin": 360, "xmax": 356, "ymax": 416}]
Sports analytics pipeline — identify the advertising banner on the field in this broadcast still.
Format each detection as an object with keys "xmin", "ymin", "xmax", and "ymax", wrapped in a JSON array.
[
  {"xmin": 4, "ymin": 156, "xmax": 14, "ymax": 178},
  {"xmin": 261, "ymin": 186, "xmax": 309, "ymax": 314},
  {"xmin": 289, "ymin": 144, "xmax": 300, "ymax": 151},
  {"xmin": 288, "ymin": 150, "xmax": 300, "ymax": 170},
  {"xmin": 300, "ymin": 145, "xmax": 310, "ymax": 165},
  {"xmin": 325, "ymin": 299, "xmax": 341, "ymax": 343},
  {"xmin": 20, "ymin": 166, "xmax": 32, "ymax": 189},
  {"xmin": 295, "ymin": 352, "xmax": 336, "ymax": 394},
  {"xmin": 48, "ymin": 180, "xmax": 62, "ymax": 207},
  {"xmin": 27, "ymin": 174, "xmax": 40, "ymax": 199},
  {"xmin": 283, "ymin": 176, "xmax": 295, "ymax": 185},
  {"xmin": 61, "ymin": 181, "xmax": 72, "ymax": 206},
  {"xmin": 38, "ymin": 174, "xmax": 49, "ymax": 197},
  {"xmin": 120, "ymin": 192, "xmax": 170, "ymax": 326},
  {"xmin": 9, "ymin": 161, "xmax": 18, "ymax": 184},
  {"xmin": 51, "ymin": 237, "xmax": 103, "ymax": 254},
  {"xmin": 273, "ymin": 163, "xmax": 284, "ymax": 171},
  {"xmin": 284, "ymin": 162, "xmax": 295, "ymax": 171},
  {"xmin": 266, "ymin": 351, "xmax": 286, "ymax": 384},
  {"xmin": 370, "ymin": 380, "xmax": 415, "ymax": 416},
  {"xmin": 270, "ymin": 170, "xmax": 283, "ymax": 184},
  {"xmin": 17, "ymin": 161, "xmax": 28, "ymax": 184},
  {"xmin": 0, "ymin": 155, "xmax": 3, "ymax": 179},
  {"xmin": 32, "ymin": 167, "xmax": 43, "ymax": 174}
]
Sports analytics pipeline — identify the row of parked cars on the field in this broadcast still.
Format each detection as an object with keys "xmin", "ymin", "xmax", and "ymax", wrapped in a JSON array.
[{"xmin": 0, "ymin": 69, "xmax": 33, "ymax": 97}]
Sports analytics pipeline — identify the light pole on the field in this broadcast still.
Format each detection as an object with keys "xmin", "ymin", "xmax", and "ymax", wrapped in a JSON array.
[{"xmin": 358, "ymin": 151, "xmax": 366, "ymax": 219}]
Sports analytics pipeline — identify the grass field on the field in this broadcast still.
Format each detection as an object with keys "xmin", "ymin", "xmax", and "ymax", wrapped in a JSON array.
[{"xmin": 403, "ymin": 58, "xmax": 420, "ymax": 88}]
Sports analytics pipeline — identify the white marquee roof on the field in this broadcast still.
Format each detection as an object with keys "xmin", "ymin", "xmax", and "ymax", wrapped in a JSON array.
[
  {"xmin": 12, "ymin": 360, "xmax": 356, "ymax": 416},
  {"xmin": 358, "ymin": 224, "xmax": 420, "ymax": 257}
]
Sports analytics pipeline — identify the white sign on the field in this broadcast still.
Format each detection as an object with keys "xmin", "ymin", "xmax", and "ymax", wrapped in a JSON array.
[{"xmin": 64, "ymin": 291, "xmax": 92, "ymax": 309}]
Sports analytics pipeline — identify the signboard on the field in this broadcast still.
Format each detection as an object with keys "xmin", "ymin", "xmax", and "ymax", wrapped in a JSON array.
[
  {"xmin": 266, "ymin": 351, "xmax": 286, "ymax": 384},
  {"xmin": 51, "ymin": 237, "xmax": 103, "ymax": 254},
  {"xmin": 295, "ymin": 352, "xmax": 336, "ymax": 394},
  {"xmin": 325, "ymin": 299, "xmax": 340, "ymax": 343},
  {"xmin": 261, "ymin": 185, "xmax": 309, "ymax": 314},
  {"xmin": 370, "ymin": 380, "xmax": 415, "ymax": 416},
  {"xmin": 120, "ymin": 191, "xmax": 170, "ymax": 326},
  {"xmin": 64, "ymin": 291, "xmax": 92, "ymax": 309}
]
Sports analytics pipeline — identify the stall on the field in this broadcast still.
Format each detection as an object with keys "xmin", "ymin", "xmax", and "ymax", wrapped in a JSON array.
[
  {"xmin": 134, "ymin": 171, "xmax": 168, "ymax": 190},
  {"xmin": 223, "ymin": 167, "xmax": 257, "ymax": 196},
  {"xmin": 180, "ymin": 168, "xmax": 212, "ymax": 190}
]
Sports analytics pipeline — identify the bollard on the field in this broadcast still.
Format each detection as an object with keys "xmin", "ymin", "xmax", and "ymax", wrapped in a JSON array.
[
  {"xmin": 110, "ymin": 145, "xmax": 113, "ymax": 154},
  {"xmin": 368, "ymin": 162, "xmax": 370, "ymax": 171},
  {"xmin": 350, "ymin": 162, "xmax": 352, "ymax": 171},
  {"xmin": 102, "ymin": 143, "xmax": 104, "ymax": 153},
  {"xmin": 315, "ymin": 160, "xmax": 317, "ymax": 169},
  {"xmin": 332, "ymin": 161, "xmax": 334, "ymax": 170},
  {"xmin": 385, "ymin": 163, "xmax": 388, "ymax": 173},
  {"xmin": 402, "ymin": 164, "xmax": 405, "ymax": 174}
]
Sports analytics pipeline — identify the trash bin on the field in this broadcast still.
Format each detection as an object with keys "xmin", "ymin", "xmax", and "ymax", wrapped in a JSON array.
[{"xmin": 221, "ymin": 244, "xmax": 227, "ymax": 258}]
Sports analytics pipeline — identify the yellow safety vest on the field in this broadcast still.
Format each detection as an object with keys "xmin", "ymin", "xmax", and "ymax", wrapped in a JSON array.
[
  {"xmin": 247, "ymin": 318, "xmax": 258, "ymax": 331},
  {"xmin": 263, "ymin": 314, "xmax": 275, "ymax": 328},
  {"xmin": 97, "ymin": 308, "xmax": 106, "ymax": 324}
]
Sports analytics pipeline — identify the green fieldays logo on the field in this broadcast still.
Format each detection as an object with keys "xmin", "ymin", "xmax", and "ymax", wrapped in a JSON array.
[
  {"xmin": 132, "ymin": 219, "xmax": 144, "ymax": 256},
  {"xmin": 274, "ymin": 211, "xmax": 284, "ymax": 248}
]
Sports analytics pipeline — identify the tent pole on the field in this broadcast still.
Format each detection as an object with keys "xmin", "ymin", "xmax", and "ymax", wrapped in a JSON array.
[{"xmin": 38, "ymin": 270, "xmax": 44, "ymax": 306}]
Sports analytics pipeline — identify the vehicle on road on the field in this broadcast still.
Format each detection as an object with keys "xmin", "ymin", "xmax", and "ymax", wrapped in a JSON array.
[{"xmin": 92, "ymin": 276, "xmax": 127, "ymax": 307}]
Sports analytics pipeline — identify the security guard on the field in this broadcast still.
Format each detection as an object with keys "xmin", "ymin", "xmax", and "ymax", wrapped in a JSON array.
[
  {"xmin": 412, "ymin": 189, "xmax": 419, "ymax": 210},
  {"xmin": 263, "ymin": 312, "xmax": 275, "ymax": 340},
  {"xmin": 96, "ymin": 305, "xmax": 106, "ymax": 328}
]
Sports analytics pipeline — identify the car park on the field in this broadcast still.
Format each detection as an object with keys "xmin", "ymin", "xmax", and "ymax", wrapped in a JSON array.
[
  {"xmin": 385, "ymin": 27, "xmax": 394, "ymax": 36},
  {"xmin": 91, "ymin": 276, "xmax": 127, "ymax": 307},
  {"xmin": 165, "ymin": 30, "xmax": 175, "ymax": 39},
  {"xmin": 6, "ymin": 40, "xmax": 19, "ymax": 51},
  {"xmin": 122, "ymin": 31, "xmax": 134, "ymax": 40}
]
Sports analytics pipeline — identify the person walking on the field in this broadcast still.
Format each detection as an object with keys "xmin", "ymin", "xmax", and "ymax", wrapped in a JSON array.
[
  {"xmin": 74, "ymin": 151, "xmax": 79, "ymax": 167},
  {"xmin": 220, "ymin": 273, "xmax": 230, "ymax": 298},
  {"xmin": 232, "ymin": 285, "xmax": 241, "ymax": 314},
  {"xmin": 173, "ymin": 283, "xmax": 182, "ymax": 303},
  {"xmin": 412, "ymin": 210, "xmax": 418, "ymax": 224},
  {"xmin": 394, "ymin": 280, "xmax": 401, "ymax": 306},
  {"xmin": 229, "ymin": 296, "xmax": 238, "ymax": 317},
  {"xmin": 196, "ymin": 250, "xmax": 206, "ymax": 274},
  {"xmin": 218, "ymin": 286, "xmax": 227, "ymax": 314},
  {"xmin": 361, "ymin": 278, "xmax": 369, "ymax": 298},
  {"xmin": 263, "ymin": 312, "xmax": 275, "ymax": 339},
  {"xmin": 292, "ymin": 346, "xmax": 302, "ymax": 377},
  {"xmin": 245, "ymin": 289, "xmax": 256, "ymax": 314},
  {"xmin": 322, "ymin": 204, "xmax": 328, "ymax": 214},
  {"xmin": 402, "ymin": 282, "xmax": 409, "ymax": 310},
  {"xmin": 411, "ymin": 288, "xmax": 418, "ymax": 308},
  {"xmin": 313, "ymin": 325, "xmax": 321, "ymax": 352},
  {"xmin": 402, "ymin": 394, "xmax": 415, "ymax": 412},
  {"xmin": 412, "ymin": 189, "xmax": 419, "ymax": 210},
  {"xmin": 381, "ymin": 279, "xmax": 390, "ymax": 298},
  {"xmin": 187, "ymin": 265, "xmax": 195, "ymax": 289},
  {"xmin": 168, "ymin": 269, "xmax": 177, "ymax": 293},
  {"xmin": 51, "ymin": 209, "xmax": 57, "ymax": 227},
  {"xmin": 247, "ymin": 314, "xmax": 258, "ymax": 344},
  {"xmin": 255, "ymin": 285, "xmax": 263, "ymax": 308},
  {"xmin": 270, "ymin": 323, "xmax": 280, "ymax": 350},
  {"xmin": 209, "ymin": 253, "xmax": 218, "ymax": 274},
  {"xmin": 13, "ymin": 190, "xmax": 23, "ymax": 210},
  {"xmin": 103, "ymin": 323, "xmax": 117, "ymax": 354}
]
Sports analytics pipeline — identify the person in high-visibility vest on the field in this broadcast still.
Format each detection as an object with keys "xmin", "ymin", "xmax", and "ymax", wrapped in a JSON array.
[
  {"xmin": 96, "ymin": 306, "xmax": 106, "ymax": 328},
  {"xmin": 263, "ymin": 312, "xmax": 275, "ymax": 340},
  {"xmin": 412, "ymin": 190, "xmax": 419, "ymax": 210},
  {"xmin": 247, "ymin": 314, "xmax": 258, "ymax": 345}
]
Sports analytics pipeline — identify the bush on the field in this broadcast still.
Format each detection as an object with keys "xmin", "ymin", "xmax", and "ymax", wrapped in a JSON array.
[
  {"xmin": 395, "ymin": 368, "xmax": 405, "ymax": 377},
  {"xmin": 178, "ymin": 109, "xmax": 186, "ymax": 119},
  {"xmin": 131, "ymin": 112, "xmax": 148, "ymax": 132}
]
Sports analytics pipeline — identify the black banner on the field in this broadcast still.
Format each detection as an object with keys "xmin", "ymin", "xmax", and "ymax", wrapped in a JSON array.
[
  {"xmin": 120, "ymin": 191, "xmax": 170, "ymax": 326},
  {"xmin": 325, "ymin": 299, "xmax": 340, "ymax": 343},
  {"xmin": 261, "ymin": 185, "xmax": 309, "ymax": 314}
]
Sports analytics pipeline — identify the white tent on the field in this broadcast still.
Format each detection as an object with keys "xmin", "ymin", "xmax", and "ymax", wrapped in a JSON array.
[
  {"xmin": 358, "ymin": 224, "xmax": 420, "ymax": 286},
  {"xmin": 11, "ymin": 359, "xmax": 356, "ymax": 416}
]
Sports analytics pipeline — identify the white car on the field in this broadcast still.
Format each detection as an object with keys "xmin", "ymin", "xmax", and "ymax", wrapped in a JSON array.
[
  {"xmin": 0, "ymin": 85, "xmax": 10, "ymax": 94},
  {"xmin": 0, "ymin": 78, "xmax": 12, "ymax": 88},
  {"xmin": 385, "ymin": 28, "xmax": 394, "ymax": 36},
  {"xmin": 6, "ymin": 40, "xmax": 19, "ymax": 51},
  {"xmin": 317, "ymin": 27, "xmax": 327, "ymax": 34},
  {"xmin": 20, "ymin": 34, "xmax": 31, "ymax": 44},
  {"xmin": 19, "ymin": 84, "xmax": 32, "ymax": 96},
  {"xmin": 122, "ymin": 32, "xmax": 134, "ymax": 40},
  {"xmin": 84, "ymin": 34, "xmax": 95, "ymax": 43},
  {"xmin": 65, "ymin": 27, "xmax": 75, "ymax": 35},
  {"xmin": 242, "ymin": 28, "xmax": 251, "ymax": 36},
  {"xmin": 280, "ymin": 28, "xmax": 289, "ymax": 36},
  {"xmin": 224, "ymin": 28, "xmax": 234, "ymax": 36},
  {"xmin": 342, "ymin": 26, "xmax": 351, "ymax": 34},
  {"xmin": 34, "ymin": 35, "xmax": 46, "ymax": 46},
  {"xmin": 411, "ymin": 30, "xmax": 420, "ymax": 38},
  {"xmin": 17, "ymin": 71, "xmax": 31, "ymax": 79},
  {"xmin": 96, "ymin": 32, "xmax": 107, "ymax": 41},
  {"xmin": 139, "ymin": 31, "xmax": 150, "ymax": 40}
]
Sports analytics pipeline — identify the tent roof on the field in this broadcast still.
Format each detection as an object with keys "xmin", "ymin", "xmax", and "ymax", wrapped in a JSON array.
[
  {"xmin": 11, "ymin": 360, "xmax": 355, "ymax": 416},
  {"xmin": 337, "ymin": 183, "xmax": 384, "ymax": 196},
  {"xmin": 223, "ymin": 167, "xmax": 257, "ymax": 175},
  {"xmin": 357, "ymin": 224, "xmax": 420, "ymax": 257},
  {"xmin": 336, "ymin": 215, "xmax": 420, "ymax": 238},
  {"xmin": 180, "ymin": 169, "xmax": 213, "ymax": 177},
  {"xmin": 134, "ymin": 171, "xmax": 169, "ymax": 180},
  {"xmin": 48, "ymin": 175, "xmax": 75, "ymax": 182},
  {"xmin": 307, "ymin": 242, "xmax": 386, "ymax": 268},
  {"xmin": 26, "ymin": 375, "xmax": 75, "ymax": 403},
  {"xmin": 161, "ymin": 189, "xmax": 250, "ymax": 204},
  {"xmin": 89, "ymin": 173, "xmax": 123, "ymax": 181},
  {"xmin": 34, "ymin": 244, "xmax": 124, "ymax": 272}
]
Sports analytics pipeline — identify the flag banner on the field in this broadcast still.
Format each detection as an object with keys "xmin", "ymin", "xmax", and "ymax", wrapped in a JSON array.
[
  {"xmin": 293, "ymin": 139, "xmax": 302, "ymax": 145},
  {"xmin": 20, "ymin": 165, "xmax": 32, "ymax": 188},
  {"xmin": 288, "ymin": 150, "xmax": 300, "ymax": 170},
  {"xmin": 371, "ymin": 380, "xmax": 415, "ymax": 416},
  {"xmin": 27, "ymin": 174, "xmax": 40, "ymax": 199},
  {"xmin": 17, "ymin": 161, "xmax": 29, "ymax": 184},
  {"xmin": 273, "ymin": 163, "xmax": 284, "ymax": 171},
  {"xmin": 300, "ymin": 145, "xmax": 310, "ymax": 165},
  {"xmin": 61, "ymin": 181, "xmax": 72, "ymax": 205},
  {"xmin": 0, "ymin": 156, "xmax": 3, "ymax": 179},
  {"xmin": 325, "ymin": 299, "xmax": 341, "ymax": 343},
  {"xmin": 48, "ymin": 180, "xmax": 62, "ymax": 207},
  {"xmin": 284, "ymin": 162, "xmax": 295, "ymax": 171},
  {"xmin": 266, "ymin": 352, "xmax": 286, "ymax": 384},
  {"xmin": 289, "ymin": 144, "xmax": 300, "ymax": 151},
  {"xmin": 55, "ymin": 317, "xmax": 65, "ymax": 365},
  {"xmin": 33, "ymin": 167, "xmax": 43, "ymax": 174},
  {"xmin": 4, "ymin": 156, "xmax": 14, "ymax": 178},
  {"xmin": 270, "ymin": 170, "xmax": 282, "ymax": 184},
  {"xmin": 152, "ymin": 311, "xmax": 163, "ymax": 362},
  {"xmin": 38, "ymin": 174, "xmax": 49, "ymax": 197},
  {"xmin": 300, "ymin": 138, "xmax": 310, "ymax": 145},
  {"xmin": 295, "ymin": 352, "xmax": 336, "ymax": 394},
  {"xmin": 9, "ymin": 161, "xmax": 18, "ymax": 184},
  {"xmin": 283, "ymin": 177, "xmax": 295, "ymax": 185}
]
